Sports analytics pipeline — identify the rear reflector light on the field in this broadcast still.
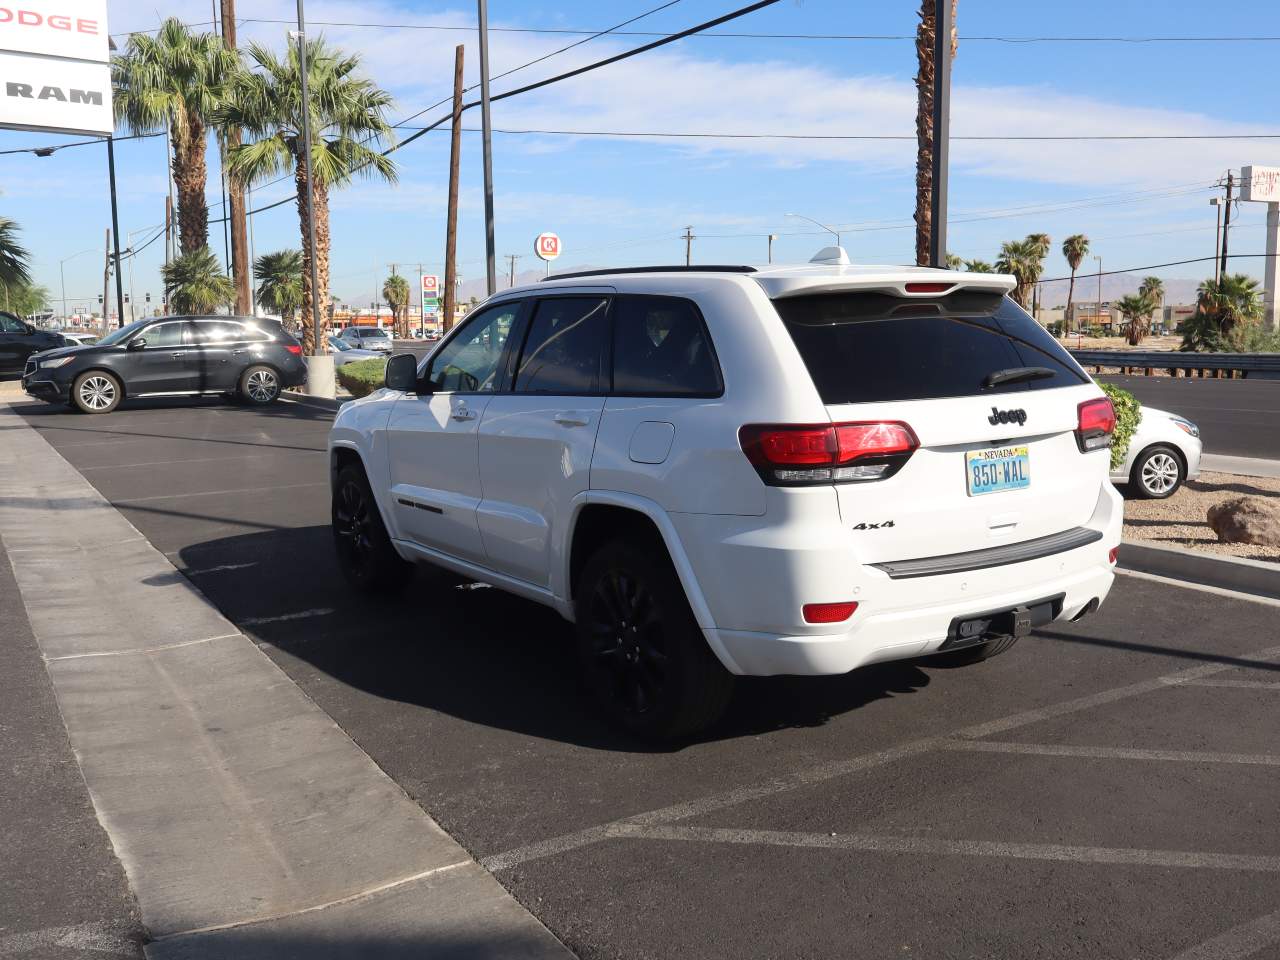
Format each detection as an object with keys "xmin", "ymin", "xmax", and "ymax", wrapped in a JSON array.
[
  {"xmin": 904, "ymin": 282, "xmax": 954, "ymax": 293},
  {"xmin": 1108, "ymin": 546, "xmax": 1119, "ymax": 564},
  {"xmin": 739, "ymin": 421, "xmax": 919, "ymax": 486},
  {"xmin": 803, "ymin": 601, "xmax": 859, "ymax": 624},
  {"xmin": 285, "ymin": 344, "xmax": 303, "ymax": 355},
  {"xmin": 1075, "ymin": 397, "xmax": 1116, "ymax": 453}
]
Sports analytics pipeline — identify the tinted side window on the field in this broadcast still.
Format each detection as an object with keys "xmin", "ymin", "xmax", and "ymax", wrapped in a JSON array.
[
  {"xmin": 611, "ymin": 296, "xmax": 721, "ymax": 397},
  {"xmin": 142, "ymin": 322, "xmax": 189, "ymax": 348},
  {"xmin": 513, "ymin": 297, "xmax": 609, "ymax": 394},
  {"xmin": 0, "ymin": 314, "xmax": 26, "ymax": 333},
  {"xmin": 773, "ymin": 291, "xmax": 1087, "ymax": 404},
  {"xmin": 193, "ymin": 321, "xmax": 261, "ymax": 344},
  {"xmin": 426, "ymin": 302, "xmax": 519, "ymax": 393}
]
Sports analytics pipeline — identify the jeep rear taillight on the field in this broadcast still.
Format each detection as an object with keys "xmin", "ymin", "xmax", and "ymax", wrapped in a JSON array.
[
  {"xmin": 1075, "ymin": 397, "xmax": 1116, "ymax": 453},
  {"xmin": 738, "ymin": 421, "xmax": 918, "ymax": 486}
]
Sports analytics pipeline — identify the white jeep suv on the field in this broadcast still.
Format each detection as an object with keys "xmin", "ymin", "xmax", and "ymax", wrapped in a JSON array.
[{"xmin": 328, "ymin": 260, "xmax": 1123, "ymax": 738}]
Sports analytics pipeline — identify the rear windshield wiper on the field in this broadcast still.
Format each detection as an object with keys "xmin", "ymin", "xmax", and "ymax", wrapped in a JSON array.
[{"xmin": 983, "ymin": 366, "xmax": 1057, "ymax": 388}]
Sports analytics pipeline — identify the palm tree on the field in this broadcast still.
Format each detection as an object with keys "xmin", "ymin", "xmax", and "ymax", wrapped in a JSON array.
[
  {"xmin": 913, "ymin": 0, "xmax": 958, "ymax": 266},
  {"xmin": 1116, "ymin": 293, "xmax": 1156, "ymax": 346},
  {"xmin": 113, "ymin": 19, "xmax": 238, "ymax": 255},
  {"xmin": 1139, "ymin": 275, "xmax": 1165, "ymax": 331},
  {"xmin": 1061, "ymin": 234, "xmax": 1089, "ymax": 334},
  {"xmin": 0, "ymin": 216, "xmax": 31, "ymax": 312},
  {"xmin": 1182, "ymin": 274, "xmax": 1262, "ymax": 351},
  {"xmin": 995, "ymin": 238, "xmax": 1044, "ymax": 309},
  {"xmin": 1026, "ymin": 233, "xmax": 1052, "ymax": 257},
  {"xmin": 254, "ymin": 249, "xmax": 303, "ymax": 323},
  {"xmin": 382, "ymin": 273, "xmax": 410, "ymax": 338},
  {"xmin": 162, "ymin": 247, "xmax": 235, "ymax": 315},
  {"xmin": 945, "ymin": 252, "xmax": 963, "ymax": 270},
  {"xmin": 963, "ymin": 258, "xmax": 994, "ymax": 273},
  {"xmin": 222, "ymin": 39, "xmax": 396, "ymax": 353}
]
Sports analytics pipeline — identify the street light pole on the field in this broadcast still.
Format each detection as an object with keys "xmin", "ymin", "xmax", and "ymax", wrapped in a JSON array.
[
  {"xmin": 59, "ymin": 250, "xmax": 99, "ymax": 320},
  {"xmin": 785, "ymin": 213, "xmax": 840, "ymax": 248},
  {"xmin": 106, "ymin": 136, "xmax": 125, "ymax": 328}
]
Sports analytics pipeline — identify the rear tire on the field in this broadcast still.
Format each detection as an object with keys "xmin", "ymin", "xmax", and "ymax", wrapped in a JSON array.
[
  {"xmin": 238, "ymin": 365, "xmax": 281, "ymax": 405},
  {"xmin": 935, "ymin": 634, "xmax": 1019, "ymax": 666},
  {"xmin": 1130, "ymin": 444, "xmax": 1184, "ymax": 499},
  {"xmin": 574, "ymin": 539, "xmax": 734, "ymax": 740},
  {"xmin": 71, "ymin": 371, "xmax": 121, "ymax": 414},
  {"xmin": 331, "ymin": 464, "xmax": 413, "ymax": 595}
]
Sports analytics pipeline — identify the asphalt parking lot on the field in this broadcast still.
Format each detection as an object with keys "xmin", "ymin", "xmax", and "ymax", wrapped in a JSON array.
[{"xmin": 14, "ymin": 395, "xmax": 1280, "ymax": 959}]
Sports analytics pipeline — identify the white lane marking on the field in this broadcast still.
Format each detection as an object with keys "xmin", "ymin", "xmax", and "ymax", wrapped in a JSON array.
[
  {"xmin": 184, "ymin": 562, "xmax": 258, "ymax": 576},
  {"xmin": 619, "ymin": 825, "xmax": 1280, "ymax": 873},
  {"xmin": 0, "ymin": 921, "xmax": 137, "ymax": 957},
  {"xmin": 942, "ymin": 739, "xmax": 1280, "ymax": 767},
  {"xmin": 1163, "ymin": 677, "xmax": 1280, "ymax": 690},
  {"xmin": 114, "ymin": 481, "xmax": 327, "ymax": 505},
  {"xmin": 483, "ymin": 642, "xmax": 1280, "ymax": 872},
  {"xmin": 1115, "ymin": 568, "xmax": 1280, "ymax": 609},
  {"xmin": 43, "ymin": 632, "xmax": 241, "ymax": 662},
  {"xmin": 152, "ymin": 860, "xmax": 469, "ymax": 942},
  {"xmin": 80, "ymin": 451, "xmax": 322, "ymax": 472},
  {"xmin": 1168, "ymin": 905, "xmax": 1280, "ymax": 960},
  {"xmin": 239, "ymin": 608, "xmax": 334, "ymax": 626}
]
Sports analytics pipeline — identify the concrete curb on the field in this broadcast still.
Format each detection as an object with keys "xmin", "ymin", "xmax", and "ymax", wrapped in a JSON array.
[
  {"xmin": 281, "ymin": 391, "xmax": 346, "ymax": 413},
  {"xmin": 1118, "ymin": 539, "xmax": 1280, "ymax": 602},
  {"xmin": 1200, "ymin": 453, "xmax": 1280, "ymax": 480}
]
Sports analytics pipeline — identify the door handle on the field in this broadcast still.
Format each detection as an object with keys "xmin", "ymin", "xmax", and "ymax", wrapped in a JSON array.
[
  {"xmin": 554, "ymin": 412, "xmax": 590, "ymax": 427},
  {"xmin": 231, "ymin": 348, "xmax": 247, "ymax": 356},
  {"xmin": 451, "ymin": 407, "xmax": 476, "ymax": 422},
  {"xmin": 170, "ymin": 351, "xmax": 183, "ymax": 358}
]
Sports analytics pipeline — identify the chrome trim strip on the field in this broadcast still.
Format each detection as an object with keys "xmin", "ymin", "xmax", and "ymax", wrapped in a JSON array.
[{"xmin": 871, "ymin": 527, "xmax": 1104, "ymax": 580}]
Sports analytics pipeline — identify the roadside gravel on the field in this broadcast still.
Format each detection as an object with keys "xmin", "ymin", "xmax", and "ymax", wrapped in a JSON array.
[{"xmin": 1122, "ymin": 470, "xmax": 1280, "ymax": 563}]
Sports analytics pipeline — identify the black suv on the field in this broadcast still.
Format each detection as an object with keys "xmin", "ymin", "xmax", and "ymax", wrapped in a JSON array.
[
  {"xmin": 0, "ymin": 312, "xmax": 66, "ymax": 373},
  {"xmin": 22, "ymin": 315, "xmax": 307, "ymax": 414}
]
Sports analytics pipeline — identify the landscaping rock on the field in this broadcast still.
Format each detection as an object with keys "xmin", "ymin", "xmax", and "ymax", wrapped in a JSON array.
[{"xmin": 1206, "ymin": 496, "xmax": 1280, "ymax": 547}]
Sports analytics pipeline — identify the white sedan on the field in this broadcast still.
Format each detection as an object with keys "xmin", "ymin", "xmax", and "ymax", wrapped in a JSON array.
[
  {"xmin": 1111, "ymin": 406, "xmax": 1202, "ymax": 499},
  {"xmin": 326, "ymin": 335, "xmax": 386, "ymax": 368}
]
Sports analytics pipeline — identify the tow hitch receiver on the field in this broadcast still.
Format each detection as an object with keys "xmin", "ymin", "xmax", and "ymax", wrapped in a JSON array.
[{"xmin": 941, "ymin": 594, "xmax": 1064, "ymax": 651}]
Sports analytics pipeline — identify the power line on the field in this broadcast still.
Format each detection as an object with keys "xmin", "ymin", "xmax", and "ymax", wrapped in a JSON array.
[
  {"xmin": 1039, "ymin": 253, "xmax": 1278, "ymax": 285},
  {"xmin": 389, "ymin": 125, "xmax": 1280, "ymax": 141},
  {"xmin": 236, "ymin": 20, "xmax": 1280, "ymax": 43},
  {"xmin": 0, "ymin": 131, "xmax": 163, "ymax": 157}
]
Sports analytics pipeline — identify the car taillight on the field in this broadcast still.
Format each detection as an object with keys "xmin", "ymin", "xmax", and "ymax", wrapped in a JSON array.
[
  {"xmin": 803, "ymin": 601, "xmax": 859, "ymax": 624},
  {"xmin": 285, "ymin": 344, "xmax": 302, "ymax": 355},
  {"xmin": 1075, "ymin": 397, "xmax": 1116, "ymax": 453},
  {"xmin": 739, "ymin": 421, "xmax": 918, "ymax": 485}
]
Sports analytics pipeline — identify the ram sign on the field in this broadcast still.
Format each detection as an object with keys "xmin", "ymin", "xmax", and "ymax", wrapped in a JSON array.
[{"xmin": 0, "ymin": 0, "xmax": 112, "ymax": 135}]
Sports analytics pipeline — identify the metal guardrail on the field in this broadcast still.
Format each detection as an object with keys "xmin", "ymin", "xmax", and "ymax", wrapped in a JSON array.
[{"xmin": 1069, "ymin": 349, "xmax": 1280, "ymax": 378}]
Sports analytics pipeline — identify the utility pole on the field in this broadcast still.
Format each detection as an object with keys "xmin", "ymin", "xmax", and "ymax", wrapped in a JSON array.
[
  {"xmin": 221, "ymin": 0, "xmax": 251, "ymax": 315},
  {"xmin": 1210, "ymin": 197, "xmax": 1224, "ymax": 283},
  {"xmin": 106, "ymin": 137, "xmax": 125, "ymax": 329},
  {"xmin": 1220, "ymin": 171, "xmax": 1234, "ymax": 280},
  {"xmin": 683, "ymin": 226, "xmax": 695, "ymax": 266},
  {"xmin": 928, "ymin": 0, "xmax": 953, "ymax": 269},
  {"xmin": 505, "ymin": 254, "xmax": 520, "ymax": 287},
  {"xmin": 1094, "ymin": 255, "xmax": 1103, "ymax": 327},
  {"xmin": 164, "ymin": 196, "xmax": 173, "ymax": 270},
  {"xmin": 477, "ymin": 0, "xmax": 497, "ymax": 295},
  {"xmin": 443, "ymin": 44, "xmax": 464, "ymax": 334}
]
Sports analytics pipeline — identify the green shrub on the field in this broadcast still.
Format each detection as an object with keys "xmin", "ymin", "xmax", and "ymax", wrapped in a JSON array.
[
  {"xmin": 1099, "ymin": 382, "xmax": 1140, "ymax": 470},
  {"xmin": 334, "ymin": 357, "xmax": 388, "ymax": 398}
]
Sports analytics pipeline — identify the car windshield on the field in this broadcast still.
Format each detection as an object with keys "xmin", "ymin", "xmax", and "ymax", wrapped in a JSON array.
[
  {"xmin": 362, "ymin": 328, "xmax": 390, "ymax": 338},
  {"xmin": 327, "ymin": 337, "xmax": 350, "ymax": 352},
  {"xmin": 96, "ymin": 319, "xmax": 151, "ymax": 347}
]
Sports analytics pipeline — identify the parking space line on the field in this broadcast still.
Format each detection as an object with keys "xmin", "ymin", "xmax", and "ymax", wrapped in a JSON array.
[
  {"xmin": 114, "ymin": 481, "xmax": 327, "ymax": 505},
  {"xmin": 942, "ymin": 739, "xmax": 1280, "ymax": 766},
  {"xmin": 240, "ymin": 608, "xmax": 334, "ymax": 626},
  {"xmin": 616, "ymin": 825, "xmax": 1280, "ymax": 873},
  {"xmin": 43, "ymin": 632, "xmax": 241, "ymax": 662},
  {"xmin": 1169, "ymin": 905, "xmax": 1280, "ymax": 960},
  {"xmin": 483, "ymin": 642, "xmax": 1280, "ymax": 872},
  {"xmin": 1163, "ymin": 678, "xmax": 1280, "ymax": 690},
  {"xmin": 1117, "ymin": 568, "xmax": 1280, "ymax": 609},
  {"xmin": 80, "ymin": 451, "xmax": 322, "ymax": 472},
  {"xmin": 184, "ymin": 562, "xmax": 259, "ymax": 576}
]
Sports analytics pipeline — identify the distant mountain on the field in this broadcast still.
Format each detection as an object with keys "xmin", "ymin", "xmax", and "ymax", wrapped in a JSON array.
[{"xmin": 1036, "ymin": 273, "xmax": 1202, "ymax": 309}]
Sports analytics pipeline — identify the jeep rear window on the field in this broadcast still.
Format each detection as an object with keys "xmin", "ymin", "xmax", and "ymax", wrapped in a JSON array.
[{"xmin": 772, "ymin": 291, "xmax": 1088, "ymax": 404}]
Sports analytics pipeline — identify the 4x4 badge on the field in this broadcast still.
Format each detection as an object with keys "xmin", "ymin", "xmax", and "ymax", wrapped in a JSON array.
[{"xmin": 988, "ymin": 407, "xmax": 1027, "ymax": 426}]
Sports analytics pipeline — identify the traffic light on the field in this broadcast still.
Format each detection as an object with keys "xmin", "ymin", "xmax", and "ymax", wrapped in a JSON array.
[
  {"xmin": 97, "ymin": 294, "xmax": 103, "ymax": 304},
  {"xmin": 124, "ymin": 294, "xmax": 130, "ymax": 304},
  {"xmin": 145, "ymin": 293, "xmax": 151, "ymax": 303}
]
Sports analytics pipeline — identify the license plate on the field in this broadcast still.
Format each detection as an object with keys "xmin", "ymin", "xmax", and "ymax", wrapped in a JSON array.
[{"xmin": 965, "ymin": 445, "xmax": 1030, "ymax": 496}]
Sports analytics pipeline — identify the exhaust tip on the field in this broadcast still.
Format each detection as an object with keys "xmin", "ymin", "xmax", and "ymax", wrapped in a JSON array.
[{"xmin": 1071, "ymin": 598, "xmax": 1101, "ymax": 622}]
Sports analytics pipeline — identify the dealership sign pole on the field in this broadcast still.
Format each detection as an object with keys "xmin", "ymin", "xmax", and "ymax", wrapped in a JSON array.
[{"xmin": 1241, "ymin": 165, "xmax": 1280, "ymax": 332}]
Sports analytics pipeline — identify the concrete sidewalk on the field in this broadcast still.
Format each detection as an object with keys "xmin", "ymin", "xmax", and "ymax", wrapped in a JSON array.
[{"xmin": 0, "ymin": 401, "xmax": 573, "ymax": 959}]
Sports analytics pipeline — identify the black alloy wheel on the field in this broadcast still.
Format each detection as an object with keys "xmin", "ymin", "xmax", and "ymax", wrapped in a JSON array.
[
  {"xmin": 331, "ymin": 464, "xmax": 413, "ymax": 594},
  {"xmin": 585, "ymin": 568, "xmax": 671, "ymax": 721}
]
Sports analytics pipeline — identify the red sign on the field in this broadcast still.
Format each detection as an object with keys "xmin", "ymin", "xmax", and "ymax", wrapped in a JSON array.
[{"xmin": 535, "ymin": 232, "xmax": 561, "ymax": 261}]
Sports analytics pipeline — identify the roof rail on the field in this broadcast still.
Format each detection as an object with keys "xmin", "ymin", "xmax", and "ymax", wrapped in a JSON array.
[{"xmin": 542, "ymin": 265, "xmax": 757, "ymax": 282}]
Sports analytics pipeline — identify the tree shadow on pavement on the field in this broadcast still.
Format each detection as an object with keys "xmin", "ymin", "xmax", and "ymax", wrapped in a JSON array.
[{"xmin": 173, "ymin": 524, "xmax": 931, "ymax": 753}]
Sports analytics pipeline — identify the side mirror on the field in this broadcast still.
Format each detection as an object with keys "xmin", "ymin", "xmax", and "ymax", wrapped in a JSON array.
[
  {"xmin": 127, "ymin": 337, "xmax": 147, "ymax": 350},
  {"xmin": 384, "ymin": 353, "xmax": 418, "ymax": 392}
]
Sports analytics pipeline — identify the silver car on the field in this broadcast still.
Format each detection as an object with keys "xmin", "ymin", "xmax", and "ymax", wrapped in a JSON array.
[
  {"xmin": 336, "ymin": 326, "xmax": 394, "ymax": 353},
  {"xmin": 326, "ymin": 335, "xmax": 386, "ymax": 367}
]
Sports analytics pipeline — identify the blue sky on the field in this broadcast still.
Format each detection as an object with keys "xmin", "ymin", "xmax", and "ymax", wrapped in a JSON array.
[{"xmin": 3, "ymin": 0, "xmax": 1280, "ymax": 313}]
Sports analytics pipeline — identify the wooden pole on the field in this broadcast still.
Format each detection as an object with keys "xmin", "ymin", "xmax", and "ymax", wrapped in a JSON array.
[
  {"xmin": 221, "ymin": 0, "xmax": 252, "ymax": 315},
  {"xmin": 443, "ymin": 44, "xmax": 464, "ymax": 334}
]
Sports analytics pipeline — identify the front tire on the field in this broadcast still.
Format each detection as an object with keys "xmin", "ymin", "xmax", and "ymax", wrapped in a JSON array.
[
  {"xmin": 1130, "ymin": 444, "xmax": 1184, "ymax": 499},
  {"xmin": 239, "ymin": 365, "xmax": 281, "ymax": 405},
  {"xmin": 574, "ymin": 539, "xmax": 734, "ymax": 740},
  {"xmin": 331, "ymin": 464, "xmax": 413, "ymax": 595},
  {"xmin": 71, "ymin": 371, "xmax": 121, "ymax": 414}
]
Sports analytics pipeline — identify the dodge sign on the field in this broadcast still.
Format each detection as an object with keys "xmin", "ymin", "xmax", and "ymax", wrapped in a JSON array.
[{"xmin": 0, "ymin": 0, "xmax": 111, "ymax": 135}]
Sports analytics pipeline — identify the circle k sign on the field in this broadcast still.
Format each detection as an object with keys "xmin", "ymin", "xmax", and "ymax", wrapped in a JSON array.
[{"xmin": 534, "ymin": 232, "xmax": 561, "ymax": 261}]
